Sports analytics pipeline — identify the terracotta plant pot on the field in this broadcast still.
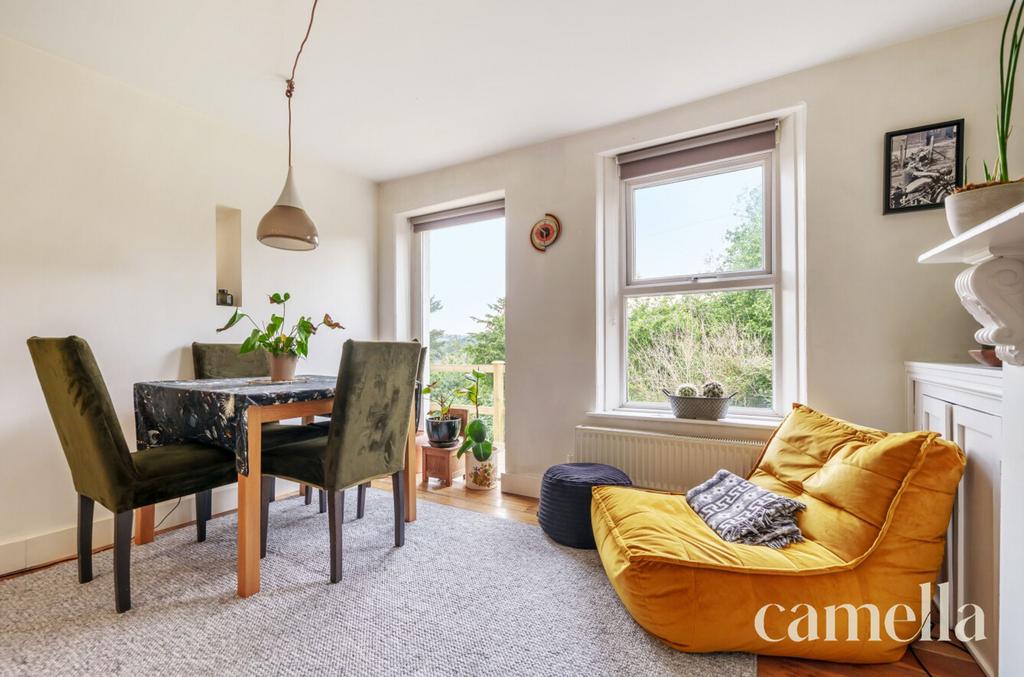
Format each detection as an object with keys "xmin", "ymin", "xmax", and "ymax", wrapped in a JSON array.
[
  {"xmin": 267, "ymin": 353, "xmax": 298, "ymax": 382},
  {"xmin": 944, "ymin": 181, "xmax": 1024, "ymax": 237},
  {"xmin": 968, "ymin": 345, "xmax": 1003, "ymax": 368}
]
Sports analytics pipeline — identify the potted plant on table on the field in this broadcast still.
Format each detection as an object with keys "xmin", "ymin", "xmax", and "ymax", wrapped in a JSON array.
[
  {"xmin": 946, "ymin": 0, "xmax": 1024, "ymax": 236},
  {"xmin": 216, "ymin": 291, "xmax": 343, "ymax": 381},
  {"xmin": 457, "ymin": 370, "xmax": 498, "ymax": 490},
  {"xmin": 420, "ymin": 383, "xmax": 462, "ymax": 448}
]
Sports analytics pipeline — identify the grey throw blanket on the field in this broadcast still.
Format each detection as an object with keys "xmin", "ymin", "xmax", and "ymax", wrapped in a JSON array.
[{"xmin": 686, "ymin": 469, "xmax": 806, "ymax": 549}]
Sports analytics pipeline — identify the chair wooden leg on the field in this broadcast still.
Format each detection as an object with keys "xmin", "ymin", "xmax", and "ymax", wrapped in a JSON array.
[
  {"xmin": 113, "ymin": 510, "xmax": 133, "ymax": 613},
  {"xmin": 392, "ymin": 470, "xmax": 405, "ymax": 547},
  {"xmin": 357, "ymin": 482, "xmax": 368, "ymax": 519},
  {"xmin": 318, "ymin": 489, "xmax": 327, "ymax": 514},
  {"xmin": 260, "ymin": 475, "xmax": 274, "ymax": 559},
  {"xmin": 195, "ymin": 489, "xmax": 212, "ymax": 542},
  {"xmin": 304, "ymin": 485, "xmax": 312, "ymax": 505},
  {"xmin": 328, "ymin": 489, "xmax": 345, "ymax": 583},
  {"xmin": 77, "ymin": 495, "xmax": 94, "ymax": 584}
]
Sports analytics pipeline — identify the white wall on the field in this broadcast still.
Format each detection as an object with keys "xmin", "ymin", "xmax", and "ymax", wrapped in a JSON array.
[
  {"xmin": 0, "ymin": 36, "xmax": 378, "ymax": 573},
  {"xmin": 379, "ymin": 18, "xmax": 1010, "ymax": 495}
]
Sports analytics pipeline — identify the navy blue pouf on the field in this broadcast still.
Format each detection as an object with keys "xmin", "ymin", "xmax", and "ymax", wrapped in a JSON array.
[{"xmin": 538, "ymin": 463, "xmax": 632, "ymax": 549}]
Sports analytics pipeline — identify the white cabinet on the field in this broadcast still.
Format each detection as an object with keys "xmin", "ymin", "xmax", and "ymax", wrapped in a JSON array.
[{"xmin": 907, "ymin": 362, "xmax": 1002, "ymax": 677}]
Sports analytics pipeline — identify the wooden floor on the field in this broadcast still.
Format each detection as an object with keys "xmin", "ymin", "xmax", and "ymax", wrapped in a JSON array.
[
  {"xmin": 2, "ymin": 476, "xmax": 984, "ymax": 676},
  {"xmin": 371, "ymin": 474, "xmax": 539, "ymax": 525}
]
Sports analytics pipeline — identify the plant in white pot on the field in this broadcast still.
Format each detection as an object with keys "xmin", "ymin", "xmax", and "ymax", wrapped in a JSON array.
[
  {"xmin": 946, "ymin": 0, "xmax": 1024, "ymax": 236},
  {"xmin": 216, "ymin": 291, "xmax": 343, "ymax": 381},
  {"xmin": 457, "ymin": 370, "xmax": 498, "ymax": 490}
]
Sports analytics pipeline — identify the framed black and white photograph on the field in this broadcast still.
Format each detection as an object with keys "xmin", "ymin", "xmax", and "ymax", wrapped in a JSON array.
[{"xmin": 883, "ymin": 119, "xmax": 963, "ymax": 214}]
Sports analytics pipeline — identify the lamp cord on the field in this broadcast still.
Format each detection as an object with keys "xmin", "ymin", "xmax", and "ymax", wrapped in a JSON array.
[{"xmin": 285, "ymin": 0, "xmax": 319, "ymax": 167}]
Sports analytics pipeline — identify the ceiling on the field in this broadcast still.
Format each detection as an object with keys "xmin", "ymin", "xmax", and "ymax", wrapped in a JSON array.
[{"xmin": 0, "ymin": 1, "xmax": 1004, "ymax": 180}]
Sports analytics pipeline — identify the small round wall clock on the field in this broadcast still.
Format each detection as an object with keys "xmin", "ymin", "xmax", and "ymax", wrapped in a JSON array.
[{"xmin": 530, "ymin": 214, "xmax": 561, "ymax": 252}]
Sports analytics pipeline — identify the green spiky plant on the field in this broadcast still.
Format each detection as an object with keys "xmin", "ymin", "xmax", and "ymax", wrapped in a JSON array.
[
  {"xmin": 961, "ymin": 0, "xmax": 1024, "ymax": 190},
  {"xmin": 702, "ymin": 381, "xmax": 725, "ymax": 398},
  {"xmin": 675, "ymin": 383, "xmax": 699, "ymax": 397}
]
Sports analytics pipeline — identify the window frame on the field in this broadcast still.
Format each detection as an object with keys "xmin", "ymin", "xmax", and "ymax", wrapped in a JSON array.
[
  {"xmin": 407, "ymin": 197, "xmax": 507, "ymax": 421},
  {"xmin": 610, "ymin": 144, "xmax": 785, "ymax": 418},
  {"xmin": 623, "ymin": 152, "xmax": 775, "ymax": 288}
]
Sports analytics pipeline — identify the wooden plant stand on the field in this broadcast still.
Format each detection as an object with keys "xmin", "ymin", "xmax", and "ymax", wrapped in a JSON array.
[{"xmin": 419, "ymin": 437, "xmax": 465, "ymax": 487}]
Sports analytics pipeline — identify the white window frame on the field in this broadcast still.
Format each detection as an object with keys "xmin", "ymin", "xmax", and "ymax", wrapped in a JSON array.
[
  {"xmin": 624, "ymin": 153, "xmax": 774, "ymax": 286},
  {"xmin": 598, "ymin": 112, "xmax": 805, "ymax": 423}
]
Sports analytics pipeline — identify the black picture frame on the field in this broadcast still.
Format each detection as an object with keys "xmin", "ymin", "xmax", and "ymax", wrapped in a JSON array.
[{"xmin": 883, "ymin": 118, "xmax": 964, "ymax": 215}]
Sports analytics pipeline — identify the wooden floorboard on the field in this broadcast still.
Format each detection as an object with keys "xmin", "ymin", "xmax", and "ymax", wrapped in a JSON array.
[
  {"xmin": 1, "ymin": 475, "xmax": 983, "ymax": 677},
  {"xmin": 372, "ymin": 475, "xmax": 539, "ymax": 525}
]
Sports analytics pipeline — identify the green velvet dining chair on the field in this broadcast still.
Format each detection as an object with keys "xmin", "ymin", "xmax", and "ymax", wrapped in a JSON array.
[
  {"xmin": 27, "ymin": 337, "xmax": 239, "ymax": 613},
  {"xmin": 191, "ymin": 342, "xmax": 328, "ymax": 510},
  {"xmin": 258, "ymin": 340, "xmax": 421, "ymax": 583}
]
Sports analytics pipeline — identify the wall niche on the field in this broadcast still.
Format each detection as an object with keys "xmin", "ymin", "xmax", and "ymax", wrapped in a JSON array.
[{"xmin": 215, "ymin": 206, "xmax": 242, "ymax": 307}]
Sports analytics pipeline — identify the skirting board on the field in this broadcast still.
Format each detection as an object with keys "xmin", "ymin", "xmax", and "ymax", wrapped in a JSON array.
[
  {"xmin": 0, "ymin": 480, "xmax": 303, "ymax": 577},
  {"xmin": 500, "ymin": 472, "xmax": 541, "ymax": 498}
]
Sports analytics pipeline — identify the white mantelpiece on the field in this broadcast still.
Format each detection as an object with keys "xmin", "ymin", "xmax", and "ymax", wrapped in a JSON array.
[{"xmin": 920, "ymin": 204, "xmax": 1024, "ymax": 366}]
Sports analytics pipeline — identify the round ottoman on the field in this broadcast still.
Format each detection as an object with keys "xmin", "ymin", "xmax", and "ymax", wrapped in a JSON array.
[{"xmin": 538, "ymin": 463, "xmax": 632, "ymax": 549}]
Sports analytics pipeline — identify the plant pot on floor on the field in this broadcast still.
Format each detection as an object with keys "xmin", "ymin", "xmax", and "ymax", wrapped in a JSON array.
[
  {"xmin": 268, "ymin": 353, "xmax": 298, "ymax": 382},
  {"xmin": 425, "ymin": 417, "xmax": 461, "ymax": 448},
  {"xmin": 945, "ymin": 181, "xmax": 1024, "ymax": 237},
  {"xmin": 465, "ymin": 452, "xmax": 498, "ymax": 490}
]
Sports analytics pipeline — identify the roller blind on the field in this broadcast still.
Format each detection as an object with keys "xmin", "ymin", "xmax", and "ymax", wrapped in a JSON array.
[
  {"xmin": 617, "ymin": 119, "xmax": 778, "ymax": 180},
  {"xmin": 409, "ymin": 199, "xmax": 505, "ymax": 233}
]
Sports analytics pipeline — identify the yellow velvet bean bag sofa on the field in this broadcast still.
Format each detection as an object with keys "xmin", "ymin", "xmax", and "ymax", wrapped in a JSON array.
[{"xmin": 591, "ymin": 404, "xmax": 965, "ymax": 664}]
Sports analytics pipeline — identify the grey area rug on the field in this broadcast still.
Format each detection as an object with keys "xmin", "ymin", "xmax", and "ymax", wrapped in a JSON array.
[{"xmin": 0, "ymin": 489, "xmax": 755, "ymax": 676}]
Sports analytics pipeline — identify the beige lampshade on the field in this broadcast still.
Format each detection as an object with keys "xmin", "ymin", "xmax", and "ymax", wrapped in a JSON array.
[{"xmin": 257, "ymin": 167, "xmax": 319, "ymax": 251}]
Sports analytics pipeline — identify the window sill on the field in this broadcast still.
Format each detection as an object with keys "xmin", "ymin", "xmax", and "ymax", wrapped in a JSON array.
[{"xmin": 584, "ymin": 409, "xmax": 781, "ymax": 440}]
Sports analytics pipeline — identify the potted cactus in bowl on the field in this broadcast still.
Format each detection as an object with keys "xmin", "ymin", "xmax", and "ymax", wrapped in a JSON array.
[{"xmin": 662, "ymin": 380, "xmax": 736, "ymax": 421}]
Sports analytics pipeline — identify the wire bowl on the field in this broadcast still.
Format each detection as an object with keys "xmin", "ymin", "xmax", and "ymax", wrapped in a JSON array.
[{"xmin": 662, "ymin": 389, "xmax": 736, "ymax": 420}]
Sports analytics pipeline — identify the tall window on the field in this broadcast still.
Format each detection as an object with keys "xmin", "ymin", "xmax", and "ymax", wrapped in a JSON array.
[
  {"xmin": 613, "ymin": 120, "xmax": 780, "ymax": 415},
  {"xmin": 410, "ymin": 200, "xmax": 507, "ymax": 445}
]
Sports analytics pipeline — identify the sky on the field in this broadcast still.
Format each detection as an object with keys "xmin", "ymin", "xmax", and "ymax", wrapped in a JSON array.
[
  {"xmin": 428, "ymin": 216, "xmax": 506, "ymax": 335},
  {"xmin": 633, "ymin": 166, "xmax": 762, "ymax": 279}
]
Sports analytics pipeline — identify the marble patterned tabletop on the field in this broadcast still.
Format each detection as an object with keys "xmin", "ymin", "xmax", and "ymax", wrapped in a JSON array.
[{"xmin": 134, "ymin": 375, "xmax": 336, "ymax": 474}]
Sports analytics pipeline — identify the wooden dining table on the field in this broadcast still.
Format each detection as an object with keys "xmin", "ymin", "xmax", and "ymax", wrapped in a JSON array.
[{"xmin": 132, "ymin": 375, "xmax": 419, "ymax": 597}]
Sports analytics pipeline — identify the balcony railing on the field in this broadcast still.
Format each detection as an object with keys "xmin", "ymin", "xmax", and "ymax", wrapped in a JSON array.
[{"xmin": 427, "ymin": 360, "xmax": 505, "ymax": 446}]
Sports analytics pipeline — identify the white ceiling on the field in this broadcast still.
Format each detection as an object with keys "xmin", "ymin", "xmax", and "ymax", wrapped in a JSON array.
[{"xmin": 0, "ymin": 0, "xmax": 1004, "ymax": 180}]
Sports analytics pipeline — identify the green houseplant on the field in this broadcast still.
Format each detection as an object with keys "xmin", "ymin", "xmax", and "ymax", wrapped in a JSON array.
[
  {"xmin": 457, "ymin": 370, "xmax": 498, "ymax": 490},
  {"xmin": 946, "ymin": 0, "xmax": 1024, "ymax": 235},
  {"xmin": 420, "ymin": 383, "xmax": 462, "ymax": 448},
  {"xmin": 216, "ymin": 291, "xmax": 343, "ymax": 381}
]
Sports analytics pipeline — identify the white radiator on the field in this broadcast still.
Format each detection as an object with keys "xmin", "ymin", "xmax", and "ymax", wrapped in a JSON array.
[{"xmin": 572, "ymin": 426, "xmax": 764, "ymax": 492}]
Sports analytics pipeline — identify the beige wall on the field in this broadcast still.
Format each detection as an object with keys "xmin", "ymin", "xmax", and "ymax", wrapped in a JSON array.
[
  {"xmin": 0, "ymin": 36, "xmax": 378, "ymax": 573},
  {"xmin": 378, "ymin": 18, "xmax": 1009, "ymax": 495}
]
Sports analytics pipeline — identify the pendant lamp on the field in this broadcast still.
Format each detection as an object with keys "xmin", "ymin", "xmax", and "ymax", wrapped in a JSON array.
[{"xmin": 257, "ymin": 0, "xmax": 320, "ymax": 251}]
